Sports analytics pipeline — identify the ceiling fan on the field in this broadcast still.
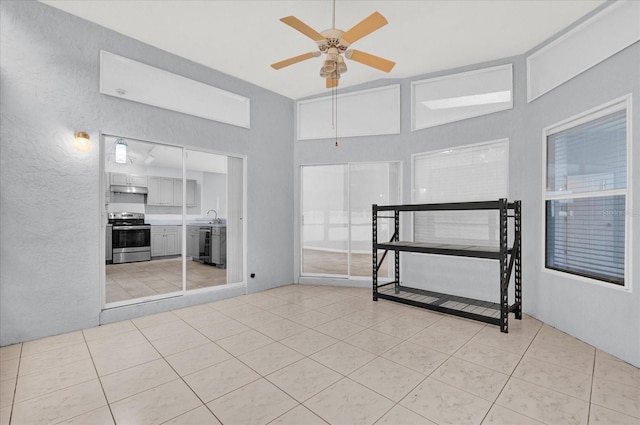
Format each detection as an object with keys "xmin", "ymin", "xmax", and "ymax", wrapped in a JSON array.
[{"xmin": 271, "ymin": 2, "xmax": 395, "ymax": 89}]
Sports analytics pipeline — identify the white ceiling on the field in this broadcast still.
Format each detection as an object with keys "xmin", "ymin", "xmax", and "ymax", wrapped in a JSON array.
[{"xmin": 41, "ymin": 0, "xmax": 605, "ymax": 99}]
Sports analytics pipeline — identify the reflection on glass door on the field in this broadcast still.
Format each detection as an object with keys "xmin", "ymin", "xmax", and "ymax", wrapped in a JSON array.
[
  {"xmin": 301, "ymin": 162, "xmax": 399, "ymax": 278},
  {"xmin": 349, "ymin": 163, "xmax": 399, "ymax": 277},
  {"xmin": 301, "ymin": 165, "xmax": 349, "ymax": 276},
  {"xmin": 185, "ymin": 150, "xmax": 229, "ymax": 291},
  {"xmin": 104, "ymin": 136, "xmax": 183, "ymax": 305}
]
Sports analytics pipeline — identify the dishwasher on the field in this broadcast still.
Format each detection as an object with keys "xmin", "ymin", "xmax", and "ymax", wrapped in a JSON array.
[{"xmin": 198, "ymin": 226, "xmax": 226, "ymax": 268}]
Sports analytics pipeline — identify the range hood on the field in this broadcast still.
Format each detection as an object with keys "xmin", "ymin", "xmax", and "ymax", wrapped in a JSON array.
[{"xmin": 110, "ymin": 185, "xmax": 148, "ymax": 194}]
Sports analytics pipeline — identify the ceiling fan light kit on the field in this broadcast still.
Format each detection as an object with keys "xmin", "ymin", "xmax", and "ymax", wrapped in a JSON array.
[{"xmin": 271, "ymin": 3, "xmax": 395, "ymax": 89}]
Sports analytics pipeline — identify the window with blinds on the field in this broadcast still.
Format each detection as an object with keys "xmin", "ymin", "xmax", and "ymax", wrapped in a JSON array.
[
  {"xmin": 545, "ymin": 102, "xmax": 628, "ymax": 285},
  {"xmin": 412, "ymin": 140, "xmax": 508, "ymax": 247}
]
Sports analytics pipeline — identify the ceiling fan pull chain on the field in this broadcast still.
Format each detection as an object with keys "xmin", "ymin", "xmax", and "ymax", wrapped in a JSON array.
[{"xmin": 335, "ymin": 84, "xmax": 339, "ymax": 147}]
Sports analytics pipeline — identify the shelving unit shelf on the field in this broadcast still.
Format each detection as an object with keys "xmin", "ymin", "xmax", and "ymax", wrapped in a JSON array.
[{"xmin": 372, "ymin": 199, "xmax": 521, "ymax": 332}]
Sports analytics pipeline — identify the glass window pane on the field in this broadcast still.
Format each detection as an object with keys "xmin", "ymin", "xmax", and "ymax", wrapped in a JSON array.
[
  {"xmin": 413, "ymin": 140, "xmax": 507, "ymax": 245},
  {"xmin": 546, "ymin": 110, "xmax": 626, "ymax": 194},
  {"xmin": 546, "ymin": 196, "xmax": 625, "ymax": 285},
  {"xmin": 412, "ymin": 65, "xmax": 512, "ymax": 130},
  {"xmin": 349, "ymin": 163, "xmax": 400, "ymax": 277},
  {"xmin": 301, "ymin": 165, "xmax": 348, "ymax": 276}
]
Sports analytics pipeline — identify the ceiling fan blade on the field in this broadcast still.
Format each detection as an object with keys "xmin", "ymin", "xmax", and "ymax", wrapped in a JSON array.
[
  {"xmin": 345, "ymin": 50, "xmax": 395, "ymax": 73},
  {"xmin": 326, "ymin": 78, "xmax": 339, "ymax": 88},
  {"xmin": 280, "ymin": 16, "xmax": 325, "ymax": 42},
  {"xmin": 340, "ymin": 11, "xmax": 388, "ymax": 45},
  {"xmin": 271, "ymin": 52, "xmax": 319, "ymax": 70}
]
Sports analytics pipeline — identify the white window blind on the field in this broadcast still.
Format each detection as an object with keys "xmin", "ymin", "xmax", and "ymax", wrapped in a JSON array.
[
  {"xmin": 545, "ymin": 106, "xmax": 627, "ymax": 285},
  {"xmin": 413, "ymin": 140, "xmax": 508, "ymax": 246}
]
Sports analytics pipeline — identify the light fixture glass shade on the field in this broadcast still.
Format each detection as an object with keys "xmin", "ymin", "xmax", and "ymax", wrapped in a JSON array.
[
  {"xmin": 73, "ymin": 131, "xmax": 91, "ymax": 152},
  {"xmin": 336, "ymin": 55, "xmax": 347, "ymax": 74},
  {"xmin": 321, "ymin": 59, "xmax": 337, "ymax": 74},
  {"xmin": 115, "ymin": 139, "xmax": 127, "ymax": 164}
]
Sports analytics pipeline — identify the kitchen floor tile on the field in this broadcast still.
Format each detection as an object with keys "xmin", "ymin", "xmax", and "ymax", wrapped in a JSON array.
[
  {"xmin": 453, "ymin": 340, "xmax": 522, "ymax": 375},
  {"xmin": 82, "ymin": 320, "xmax": 137, "ymax": 342},
  {"xmin": 512, "ymin": 356, "xmax": 592, "ymax": 401},
  {"xmin": 588, "ymin": 403, "xmax": 640, "ymax": 424},
  {"xmin": 18, "ymin": 343, "xmax": 91, "ymax": 377},
  {"xmin": 594, "ymin": 355, "xmax": 640, "ymax": 389},
  {"xmin": 590, "ymin": 377, "xmax": 640, "ymax": 418},
  {"xmin": 0, "ymin": 379, "xmax": 15, "ymax": 409},
  {"xmin": 375, "ymin": 405, "xmax": 437, "ymax": 425},
  {"xmin": 344, "ymin": 328, "xmax": 402, "ymax": 355},
  {"xmin": 496, "ymin": 377, "xmax": 590, "ymax": 425},
  {"xmin": 400, "ymin": 377, "xmax": 491, "ymax": 425},
  {"xmin": 237, "ymin": 342, "xmax": 304, "ymax": 376},
  {"xmin": 250, "ymin": 318, "xmax": 307, "ymax": 341},
  {"xmin": 183, "ymin": 357, "xmax": 260, "ymax": 402},
  {"xmin": 54, "ymin": 405, "xmax": 115, "ymax": 425},
  {"xmin": 280, "ymin": 329, "xmax": 338, "ymax": 356},
  {"xmin": 215, "ymin": 329, "xmax": 275, "ymax": 356},
  {"xmin": 91, "ymin": 342, "xmax": 161, "ymax": 376},
  {"xmin": 310, "ymin": 341, "xmax": 377, "ymax": 375},
  {"xmin": 269, "ymin": 404, "xmax": 327, "ymax": 425},
  {"xmin": 313, "ymin": 318, "xmax": 366, "ymax": 340},
  {"xmin": 349, "ymin": 357, "xmax": 425, "ymax": 402},
  {"xmin": 99, "ymin": 358, "xmax": 178, "ymax": 403},
  {"xmin": 304, "ymin": 378, "xmax": 394, "ymax": 425},
  {"xmin": 198, "ymin": 318, "xmax": 250, "ymax": 341},
  {"xmin": 3, "ymin": 284, "xmax": 640, "ymax": 425},
  {"xmin": 162, "ymin": 405, "xmax": 222, "ymax": 425},
  {"xmin": 164, "ymin": 341, "xmax": 232, "ymax": 376},
  {"xmin": 13, "ymin": 357, "xmax": 97, "ymax": 403},
  {"xmin": 110, "ymin": 379, "xmax": 202, "ymax": 425},
  {"xmin": 207, "ymin": 378, "xmax": 297, "ymax": 425},
  {"xmin": 150, "ymin": 328, "xmax": 210, "ymax": 357},
  {"xmin": 20, "ymin": 331, "xmax": 85, "ymax": 357},
  {"xmin": 482, "ymin": 404, "xmax": 545, "ymax": 425},
  {"xmin": 266, "ymin": 357, "xmax": 342, "ymax": 402},
  {"xmin": 430, "ymin": 356, "xmax": 509, "ymax": 402},
  {"xmin": 10, "ymin": 379, "xmax": 107, "ymax": 425}
]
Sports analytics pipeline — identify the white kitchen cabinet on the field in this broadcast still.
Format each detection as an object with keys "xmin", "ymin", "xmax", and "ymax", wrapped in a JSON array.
[
  {"xmin": 151, "ymin": 226, "xmax": 181, "ymax": 257},
  {"xmin": 172, "ymin": 179, "xmax": 197, "ymax": 207},
  {"xmin": 110, "ymin": 172, "xmax": 147, "ymax": 187},
  {"xmin": 187, "ymin": 226, "xmax": 199, "ymax": 257},
  {"xmin": 147, "ymin": 177, "xmax": 174, "ymax": 205}
]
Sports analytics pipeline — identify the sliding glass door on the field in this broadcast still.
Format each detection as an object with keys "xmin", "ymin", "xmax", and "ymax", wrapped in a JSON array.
[{"xmin": 301, "ymin": 162, "xmax": 400, "ymax": 279}]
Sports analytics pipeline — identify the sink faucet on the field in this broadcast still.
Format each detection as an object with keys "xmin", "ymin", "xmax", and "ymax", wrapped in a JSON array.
[{"xmin": 206, "ymin": 209, "xmax": 220, "ymax": 223}]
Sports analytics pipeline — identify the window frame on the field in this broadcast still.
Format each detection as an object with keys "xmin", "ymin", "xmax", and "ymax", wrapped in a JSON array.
[{"xmin": 541, "ymin": 94, "xmax": 633, "ymax": 291}]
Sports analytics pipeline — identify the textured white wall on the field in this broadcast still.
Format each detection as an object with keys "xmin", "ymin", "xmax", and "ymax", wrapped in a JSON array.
[{"xmin": 0, "ymin": 0, "xmax": 294, "ymax": 345}]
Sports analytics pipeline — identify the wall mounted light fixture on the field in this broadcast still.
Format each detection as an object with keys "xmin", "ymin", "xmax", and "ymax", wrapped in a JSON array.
[{"xmin": 73, "ymin": 131, "xmax": 91, "ymax": 152}]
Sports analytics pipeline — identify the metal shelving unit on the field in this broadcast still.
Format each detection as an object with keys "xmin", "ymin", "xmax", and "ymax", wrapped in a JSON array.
[{"xmin": 372, "ymin": 199, "xmax": 521, "ymax": 332}]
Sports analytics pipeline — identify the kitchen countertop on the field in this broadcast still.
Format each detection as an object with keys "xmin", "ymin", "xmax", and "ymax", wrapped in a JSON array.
[{"xmin": 146, "ymin": 220, "xmax": 226, "ymax": 227}]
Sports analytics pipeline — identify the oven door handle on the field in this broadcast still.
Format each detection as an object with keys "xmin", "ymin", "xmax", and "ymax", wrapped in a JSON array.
[{"xmin": 112, "ymin": 225, "xmax": 150, "ymax": 230}]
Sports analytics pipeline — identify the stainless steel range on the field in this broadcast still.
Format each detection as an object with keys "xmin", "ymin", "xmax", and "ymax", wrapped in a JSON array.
[{"xmin": 108, "ymin": 212, "xmax": 151, "ymax": 264}]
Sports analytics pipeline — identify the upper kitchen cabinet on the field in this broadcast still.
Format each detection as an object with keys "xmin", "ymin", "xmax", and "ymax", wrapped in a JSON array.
[
  {"xmin": 110, "ymin": 172, "xmax": 148, "ymax": 187},
  {"xmin": 174, "ymin": 179, "xmax": 197, "ymax": 207},
  {"xmin": 148, "ymin": 176, "xmax": 197, "ymax": 207},
  {"xmin": 147, "ymin": 176, "xmax": 174, "ymax": 205}
]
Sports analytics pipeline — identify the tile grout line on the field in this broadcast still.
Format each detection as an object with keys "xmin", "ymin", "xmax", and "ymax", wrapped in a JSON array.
[{"xmin": 479, "ymin": 320, "xmax": 546, "ymax": 424}]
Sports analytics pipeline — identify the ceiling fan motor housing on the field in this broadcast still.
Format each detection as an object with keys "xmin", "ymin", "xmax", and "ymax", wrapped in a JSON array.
[{"xmin": 317, "ymin": 28, "xmax": 350, "ymax": 53}]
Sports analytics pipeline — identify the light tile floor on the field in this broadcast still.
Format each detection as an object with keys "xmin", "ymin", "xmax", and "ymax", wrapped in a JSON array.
[
  {"xmin": 1, "ymin": 284, "xmax": 639, "ymax": 425},
  {"xmin": 106, "ymin": 258, "xmax": 227, "ymax": 303}
]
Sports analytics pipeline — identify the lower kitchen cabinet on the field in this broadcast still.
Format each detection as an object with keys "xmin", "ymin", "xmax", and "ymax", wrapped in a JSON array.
[
  {"xmin": 151, "ymin": 226, "xmax": 181, "ymax": 257},
  {"xmin": 187, "ymin": 226, "xmax": 199, "ymax": 258}
]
